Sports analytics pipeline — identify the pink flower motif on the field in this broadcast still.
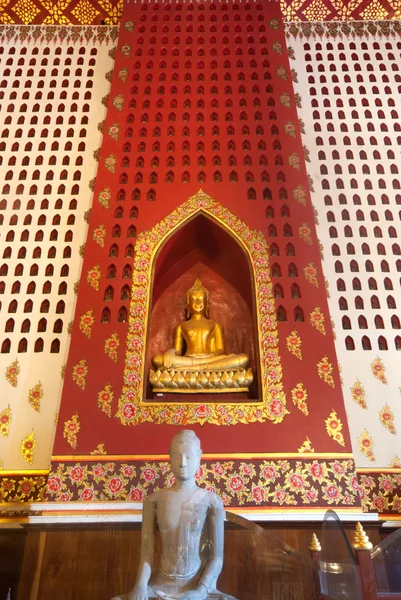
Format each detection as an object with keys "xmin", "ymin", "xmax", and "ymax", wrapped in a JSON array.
[
  {"xmin": 289, "ymin": 473, "xmax": 304, "ymax": 490},
  {"xmin": 93, "ymin": 465, "xmax": 105, "ymax": 478},
  {"xmin": 59, "ymin": 493, "xmax": 71, "ymax": 502},
  {"xmin": 206, "ymin": 485, "xmax": 216, "ymax": 494},
  {"xmin": 167, "ymin": 474, "xmax": 175, "ymax": 487},
  {"xmin": 274, "ymin": 489, "xmax": 287, "ymax": 504},
  {"xmin": 47, "ymin": 475, "xmax": 62, "ymax": 494},
  {"xmin": 80, "ymin": 488, "xmax": 94, "ymax": 502},
  {"xmin": 252, "ymin": 241, "xmax": 263, "ymax": 252},
  {"xmin": 305, "ymin": 489, "xmax": 317, "ymax": 502},
  {"xmin": 139, "ymin": 243, "xmax": 150, "ymax": 253},
  {"xmin": 229, "ymin": 475, "xmax": 244, "ymax": 493},
  {"xmin": 213, "ymin": 463, "xmax": 225, "ymax": 477},
  {"xmin": 373, "ymin": 496, "xmax": 386, "ymax": 512},
  {"xmin": 193, "ymin": 404, "xmax": 211, "ymax": 419},
  {"xmin": 393, "ymin": 499, "xmax": 401, "ymax": 513},
  {"xmin": 310, "ymin": 462, "xmax": 324, "ymax": 479},
  {"xmin": 252, "ymin": 486, "xmax": 266, "ymax": 504},
  {"xmin": 70, "ymin": 466, "xmax": 85, "ymax": 483},
  {"xmin": 269, "ymin": 399, "xmax": 284, "ymax": 416},
  {"xmin": 350, "ymin": 475, "xmax": 360, "ymax": 491},
  {"xmin": 123, "ymin": 466, "xmax": 135, "ymax": 478},
  {"xmin": 241, "ymin": 463, "xmax": 253, "ymax": 476},
  {"xmin": 325, "ymin": 484, "xmax": 339, "ymax": 499},
  {"xmin": 195, "ymin": 466, "xmax": 205, "ymax": 480},
  {"xmin": 332, "ymin": 462, "xmax": 345, "ymax": 475},
  {"xmin": 122, "ymin": 403, "xmax": 137, "ymax": 420},
  {"xmin": 107, "ymin": 477, "xmax": 124, "ymax": 496},
  {"xmin": 381, "ymin": 478, "xmax": 393, "ymax": 492},
  {"xmin": 129, "ymin": 487, "xmax": 144, "ymax": 502},
  {"xmin": 262, "ymin": 465, "xmax": 277, "ymax": 480},
  {"xmin": 143, "ymin": 467, "xmax": 157, "ymax": 482}
]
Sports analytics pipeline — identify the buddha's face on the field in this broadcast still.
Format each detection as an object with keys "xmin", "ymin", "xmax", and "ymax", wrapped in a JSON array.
[
  {"xmin": 187, "ymin": 290, "xmax": 207, "ymax": 317},
  {"xmin": 170, "ymin": 441, "xmax": 201, "ymax": 482}
]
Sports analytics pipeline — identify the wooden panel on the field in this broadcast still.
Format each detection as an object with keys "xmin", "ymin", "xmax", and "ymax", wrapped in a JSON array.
[
  {"xmin": 10, "ymin": 522, "xmax": 391, "ymax": 600},
  {"xmin": 0, "ymin": 530, "xmax": 26, "ymax": 600}
]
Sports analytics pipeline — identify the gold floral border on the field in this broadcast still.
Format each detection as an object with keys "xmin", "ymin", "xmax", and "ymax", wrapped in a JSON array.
[{"xmin": 116, "ymin": 190, "xmax": 287, "ymax": 427}]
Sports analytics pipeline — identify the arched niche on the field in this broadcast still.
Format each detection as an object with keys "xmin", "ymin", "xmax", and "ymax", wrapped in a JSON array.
[{"xmin": 145, "ymin": 213, "xmax": 260, "ymax": 399}]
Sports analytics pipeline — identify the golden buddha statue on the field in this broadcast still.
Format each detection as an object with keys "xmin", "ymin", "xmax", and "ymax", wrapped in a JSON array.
[{"xmin": 150, "ymin": 278, "xmax": 253, "ymax": 393}]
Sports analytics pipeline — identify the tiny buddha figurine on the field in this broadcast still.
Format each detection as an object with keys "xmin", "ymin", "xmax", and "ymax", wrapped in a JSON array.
[
  {"xmin": 150, "ymin": 278, "xmax": 253, "ymax": 393},
  {"xmin": 112, "ymin": 430, "xmax": 236, "ymax": 600}
]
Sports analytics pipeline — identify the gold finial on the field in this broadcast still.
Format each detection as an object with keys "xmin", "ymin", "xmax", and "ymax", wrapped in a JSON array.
[
  {"xmin": 352, "ymin": 522, "xmax": 373, "ymax": 550},
  {"xmin": 309, "ymin": 532, "xmax": 321, "ymax": 552}
]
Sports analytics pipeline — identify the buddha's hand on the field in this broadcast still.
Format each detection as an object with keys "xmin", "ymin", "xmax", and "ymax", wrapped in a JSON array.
[
  {"xmin": 163, "ymin": 349, "xmax": 177, "ymax": 369},
  {"xmin": 156, "ymin": 585, "xmax": 208, "ymax": 600},
  {"xmin": 129, "ymin": 585, "xmax": 148, "ymax": 600}
]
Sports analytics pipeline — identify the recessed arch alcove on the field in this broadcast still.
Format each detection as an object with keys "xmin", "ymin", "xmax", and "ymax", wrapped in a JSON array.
[
  {"xmin": 145, "ymin": 212, "xmax": 260, "ymax": 400},
  {"xmin": 118, "ymin": 191, "xmax": 286, "ymax": 427}
]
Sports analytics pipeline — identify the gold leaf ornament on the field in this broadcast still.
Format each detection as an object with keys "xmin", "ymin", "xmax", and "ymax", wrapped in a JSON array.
[
  {"xmin": 325, "ymin": 410, "xmax": 345, "ymax": 447},
  {"xmin": 28, "ymin": 382, "xmax": 43, "ymax": 412},
  {"xmin": 104, "ymin": 333, "xmax": 120, "ymax": 363},
  {"xmin": 72, "ymin": 359, "xmax": 88, "ymax": 390},
  {"xmin": 286, "ymin": 330, "xmax": 303, "ymax": 360},
  {"xmin": 370, "ymin": 357, "xmax": 387, "ymax": 384},
  {"xmin": 291, "ymin": 383, "xmax": 308, "ymax": 415},
  {"xmin": 358, "ymin": 430, "xmax": 376, "ymax": 462},
  {"xmin": 350, "ymin": 380, "xmax": 367, "ymax": 409},
  {"xmin": 5, "ymin": 359, "xmax": 20, "ymax": 387},
  {"xmin": 97, "ymin": 384, "xmax": 114, "ymax": 417},
  {"xmin": 63, "ymin": 413, "xmax": 80, "ymax": 449},
  {"xmin": 0, "ymin": 406, "xmax": 12, "ymax": 438},
  {"xmin": 379, "ymin": 404, "xmax": 397, "ymax": 435},
  {"xmin": 79, "ymin": 310, "xmax": 95, "ymax": 338},
  {"xmin": 20, "ymin": 431, "xmax": 36, "ymax": 465}
]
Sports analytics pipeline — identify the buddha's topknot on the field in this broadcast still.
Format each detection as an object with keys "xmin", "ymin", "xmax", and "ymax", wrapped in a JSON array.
[{"xmin": 170, "ymin": 429, "xmax": 201, "ymax": 452}]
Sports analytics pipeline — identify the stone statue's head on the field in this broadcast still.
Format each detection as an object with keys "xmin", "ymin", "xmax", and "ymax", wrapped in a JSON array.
[
  {"xmin": 185, "ymin": 277, "xmax": 210, "ymax": 319},
  {"xmin": 169, "ymin": 430, "xmax": 202, "ymax": 482}
]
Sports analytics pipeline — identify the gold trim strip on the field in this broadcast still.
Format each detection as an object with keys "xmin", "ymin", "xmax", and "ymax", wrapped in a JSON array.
[
  {"xmin": 0, "ymin": 470, "xmax": 49, "ymax": 476},
  {"xmin": 51, "ymin": 453, "xmax": 354, "ymax": 462},
  {"xmin": 356, "ymin": 468, "xmax": 401, "ymax": 474},
  {"xmin": 228, "ymin": 506, "xmax": 363, "ymax": 513}
]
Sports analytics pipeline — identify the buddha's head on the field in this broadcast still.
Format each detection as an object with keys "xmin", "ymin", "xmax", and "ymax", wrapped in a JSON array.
[
  {"xmin": 169, "ymin": 430, "xmax": 202, "ymax": 482},
  {"xmin": 185, "ymin": 277, "xmax": 209, "ymax": 319}
]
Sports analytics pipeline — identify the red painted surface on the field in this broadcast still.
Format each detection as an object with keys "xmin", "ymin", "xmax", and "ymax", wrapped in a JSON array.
[{"xmin": 52, "ymin": 1, "xmax": 355, "ymax": 498}]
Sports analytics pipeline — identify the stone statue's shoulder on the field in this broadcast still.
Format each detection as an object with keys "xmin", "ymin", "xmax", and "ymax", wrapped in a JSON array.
[
  {"xmin": 144, "ymin": 489, "xmax": 163, "ymax": 503},
  {"xmin": 205, "ymin": 489, "xmax": 224, "ymax": 510}
]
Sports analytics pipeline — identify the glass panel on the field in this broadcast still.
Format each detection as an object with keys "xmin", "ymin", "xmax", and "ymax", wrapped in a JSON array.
[
  {"xmin": 319, "ymin": 509, "xmax": 361, "ymax": 599},
  {"xmin": 223, "ymin": 511, "xmax": 318, "ymax": 599},
  {"xmin": 371, "ymin": 528, "xmax": 401, "ymax": 593}
]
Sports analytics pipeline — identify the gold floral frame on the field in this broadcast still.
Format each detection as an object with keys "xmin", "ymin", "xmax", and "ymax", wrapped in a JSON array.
[{"xmin": 116, "ymin": 190, "xmax": 288, "ymax": 426}]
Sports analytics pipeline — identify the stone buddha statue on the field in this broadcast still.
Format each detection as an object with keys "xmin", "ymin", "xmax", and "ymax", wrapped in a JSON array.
[
  {"xmin": 150, "ymin": 278, "xmax": 252, "ymax": 392},
  {"xmin": 112, "ymin": 430, "xmax": 236, "ymax": 600}
]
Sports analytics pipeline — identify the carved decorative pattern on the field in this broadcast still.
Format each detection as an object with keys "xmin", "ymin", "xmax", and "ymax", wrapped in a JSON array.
[
  {"xmin": 79, "ymin": 310, "xmax": 95, "ymax": 339},
  {"xmin": 20, "ymin": 432, "xmax": 36, "ymax": 465},
  {"xmin": 117, "ymin": 190, "xmax": 288, "ymax": 427},
  {"xmin": 28, "ymin": 382, "xmax": 43, "ymax": 412},
  {"xmin": 358, "ymin": 430, "xmax": 376, "ymax": 462},
  {"xmin": 309, "ymin": 307, "xmax": 326, "ymax": 335},
  {"xmin": 104, "ymin": 332, "xmax": 120, "ymax": 363},
  {"xmin": 46, "ymin": 456, "xmax": 359, "ymax": 507},
  {"xmin": 317, "ymin": 356, "xmax": 335, "ymax": 388},
  {"xmin": 97, "ymin": 384, "xmax": 114, "ymax": 417},
  {"xmin": 63, "ymin": 413, "xmax": 81, "ymax": 449},
  {"xmin": 286, "ymin": 330, "xmax": 303, "ymax": 360},
  {"xmin": 350, "ymin": 380, "xmax": 367, "ymax": 409},
  {"xmin": 325, "ymin": 410, "xmax": 345, "ymax": 447},
  {"xmin": 0, "ymin": 407, "xmax": 12, "ymax": 438},
  {"xmin": 72, "ymin": 359, "xmax": 88, "ymax": 390},
  {"xmin": 5, "ymin": 359, "xmax": 20, "ymax": 388}
]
